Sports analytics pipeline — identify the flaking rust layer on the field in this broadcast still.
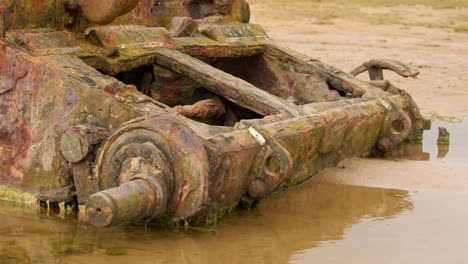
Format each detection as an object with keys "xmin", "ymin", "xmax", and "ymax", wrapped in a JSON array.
[{"xmin": 0, "ymin": 0, "xmax": 430, "ymax": 227}]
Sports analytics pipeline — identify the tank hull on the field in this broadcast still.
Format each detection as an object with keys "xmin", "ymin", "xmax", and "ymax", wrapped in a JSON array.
[{"xmin": 0, "ymin": 0, "xmax": 429, "ymax": 226}]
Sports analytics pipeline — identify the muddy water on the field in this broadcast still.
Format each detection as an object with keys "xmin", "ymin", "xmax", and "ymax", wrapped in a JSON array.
[
  {"xmin": 0, "ymin": 121, "xmax": 467, "ymax": 264},
  {"xmin": 1, "ymin": 184, "xmax": 468, "ymax": 264},
  {"xmin": 0, "ymin": 184, "xmax": 414, "ymax": 264}
]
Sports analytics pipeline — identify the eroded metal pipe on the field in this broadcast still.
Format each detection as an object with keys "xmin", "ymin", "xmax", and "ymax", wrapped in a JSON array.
[{"xmin": 85, "ymin": 174, "xmax": 168, "ymax": 228}]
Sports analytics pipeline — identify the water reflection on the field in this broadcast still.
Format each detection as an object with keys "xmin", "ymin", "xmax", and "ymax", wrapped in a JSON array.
[
  {"xmin": 384, "ymin": 120, "xmax": 466, "ymax": 162},
  {"xmin": 437, "ymin": 144, "xmax": 450, "ymax": 159},
  {"xmin": 385, "ymin": 143, "xmax": 430, "ymax": 161},
  {"xmin": 0, "ymin": 183, "xmax": 413, "ymax": 264}
]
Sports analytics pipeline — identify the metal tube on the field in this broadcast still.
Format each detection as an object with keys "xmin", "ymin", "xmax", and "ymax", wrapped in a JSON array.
[{"xmin": 85, "ymin": 174, "xmax": 168, "ymax": 228}]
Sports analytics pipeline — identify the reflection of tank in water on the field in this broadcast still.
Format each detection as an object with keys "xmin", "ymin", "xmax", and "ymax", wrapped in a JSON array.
[
  {"xmin": 0, "ymin": 184, "xmax": 413, "ymax": 263},
  {"xmin": 0, "ymin": 0, "xmax": 430, "ymax": 227},
  {"xmin": 384, "ymin": 143, "xmax": 430, "ymax": 161}
]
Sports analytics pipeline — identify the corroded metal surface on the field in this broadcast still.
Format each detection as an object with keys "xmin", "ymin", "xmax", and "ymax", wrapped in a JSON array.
[{"xmin": 0, "ymin": 0, "xmax": 430, "ymax": 227}]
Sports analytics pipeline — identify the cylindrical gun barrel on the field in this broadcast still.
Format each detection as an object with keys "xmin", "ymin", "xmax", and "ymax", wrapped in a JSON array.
[{"xmin": 85, "ymin": 174, "xmax": 168, "ymax": 228}]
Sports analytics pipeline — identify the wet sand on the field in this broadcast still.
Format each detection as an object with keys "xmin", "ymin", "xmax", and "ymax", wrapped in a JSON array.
[
  {"xmin": 291, "ymin": 190, "xmax": 468, "ymax": 264},
  {"xmin": 312, "ymin": 121, "xmax": 468, "ymax": 193}
]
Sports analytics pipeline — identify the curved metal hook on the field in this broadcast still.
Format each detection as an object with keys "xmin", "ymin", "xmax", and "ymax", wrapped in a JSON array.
[{"xmin": 350, "ymin": 59, "xmax": 420, "ymax": 80}]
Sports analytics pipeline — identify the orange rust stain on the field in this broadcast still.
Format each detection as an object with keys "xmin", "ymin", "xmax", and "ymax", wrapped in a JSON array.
[
  {"xmin": 174, "ymin": 178, "xmax": 191, "ymax": 215},
  {"xmin": 86, "ymin": 206, "xmax": 115, "ymax": 227}
]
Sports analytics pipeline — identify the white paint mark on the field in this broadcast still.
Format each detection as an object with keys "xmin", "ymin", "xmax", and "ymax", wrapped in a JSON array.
[
  {"xmin": 379, "ymin": 100, "xmax": 392, "ymax": 111},
  {"xmin": 248, "ymin": 127, "xmax": 266, "ymax": 146}
]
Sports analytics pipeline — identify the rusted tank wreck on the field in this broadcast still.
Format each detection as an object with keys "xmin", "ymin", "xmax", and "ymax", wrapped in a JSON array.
[{"xmin": 0, "ymin": 0, "xmax": 430, "ymax": 227}]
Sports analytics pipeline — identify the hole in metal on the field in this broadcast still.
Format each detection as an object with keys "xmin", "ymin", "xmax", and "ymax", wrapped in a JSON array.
[{"xmin": 392, "ymin": 119, "xmax": 405, "ymax": 133}]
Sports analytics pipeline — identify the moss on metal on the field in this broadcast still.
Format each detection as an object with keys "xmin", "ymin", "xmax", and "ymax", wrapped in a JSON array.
[{"xmin": 0, "ymin": 186, "xmax": 36, "ymax": 204}]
